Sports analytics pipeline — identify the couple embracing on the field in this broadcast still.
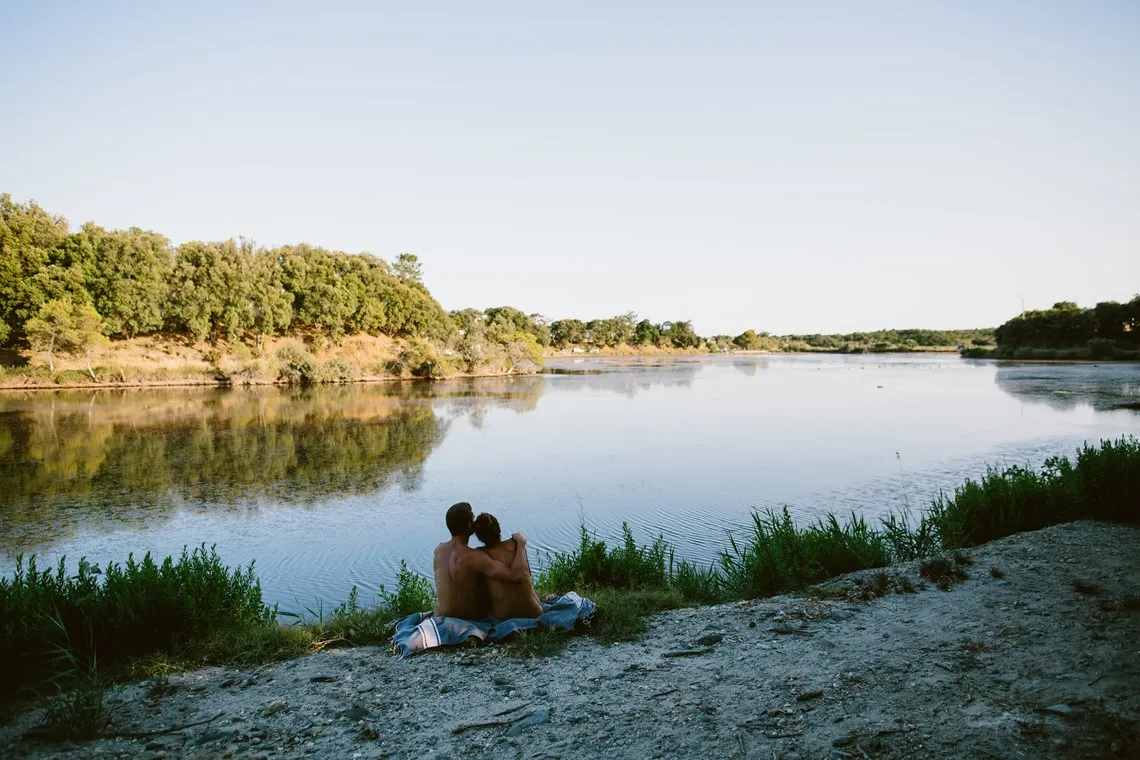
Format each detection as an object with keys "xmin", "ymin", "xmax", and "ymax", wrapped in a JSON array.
[{"xmin": 432, "ymin": 501, "xmax": 543, "ymax": 621}]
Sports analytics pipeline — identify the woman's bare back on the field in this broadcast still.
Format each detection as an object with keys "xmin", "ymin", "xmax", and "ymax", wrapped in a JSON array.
[{"xmin": 479, "ymin": 539, "xmax": 543, "ymax": 619}]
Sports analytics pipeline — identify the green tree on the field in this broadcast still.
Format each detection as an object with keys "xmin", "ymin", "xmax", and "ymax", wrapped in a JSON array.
[
  {"xmin": 550, "ymin": 319, "xmax": 586, "ymax": 347},
  {"xmin": 393, "ymin": 252, "xmax": 423, "ymax": 283},
  {"xmin": 634, "ymin": 319, "xmax": 660, "ymax": 346},
  {"xmin": 88, "ymin": 226, "xmax": 172, "ymax": 337},
  {"xmin": 247, "ymin": 249, "xmax": 294, "ymax": 351},
  {"xmin": 25, "ymin": 298, "xmax": 106, "ymax": 376},
  {"xmin": 663, "ymin": 320, "xmax": 700, "ymax": 349},
  {"xmin": 165, "ymin": 240, "xmax": 253, "ymax": 341},
  {"xmin": 0, "ymin": 194, "xmax": 71, "ymax": 343},
  {"xmin": 733, "ymin": 329, "xmax": 762, "ymax": 350}
]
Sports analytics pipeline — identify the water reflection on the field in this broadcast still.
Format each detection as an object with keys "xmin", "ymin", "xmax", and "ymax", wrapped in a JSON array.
[
  {"xmin": 993, "ymin": 363, "xmax": 1140, "ymax": 412},
  {"xmin": 545, "ymin": 357, "xmax": 704, "ymax": 396},
  {"xmin": 0, "ymin": 382, "xmax": 547, "ymax": 553},
  {"xmin": 732, "ymin": 357, "xmax": 771, "ymax": 376}
]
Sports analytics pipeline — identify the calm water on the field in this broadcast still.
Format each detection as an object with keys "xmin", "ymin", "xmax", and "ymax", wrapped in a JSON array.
[{"xmin": 1, "ymin": 354, "xmax": 1137, "ymax": 612}]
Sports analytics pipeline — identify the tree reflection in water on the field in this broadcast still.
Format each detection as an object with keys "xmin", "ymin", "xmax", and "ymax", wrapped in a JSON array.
[
  {"xmin": 993, "ymin": 363, "xmax": 1140, "ymax": 413},
  {"xmin": 0, "ymin": 381, "xmax": 543, "ymax": 553}
]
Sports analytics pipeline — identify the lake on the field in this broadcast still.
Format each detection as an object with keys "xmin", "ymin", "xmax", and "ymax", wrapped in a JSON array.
[{"xmin": 1, "ymin": 354, "xmax": 1137, "ymax": 612}]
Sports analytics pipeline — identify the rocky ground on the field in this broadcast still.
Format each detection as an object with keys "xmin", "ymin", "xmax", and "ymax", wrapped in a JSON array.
[{"xmin": 3, "ymin": 520, "xmax": 1138, "ymax": 759}]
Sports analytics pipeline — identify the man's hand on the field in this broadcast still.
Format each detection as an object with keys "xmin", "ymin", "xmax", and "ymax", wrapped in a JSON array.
[{"xmin": 460, "ymin": 548, "xmax": 529, "ymax": 584}]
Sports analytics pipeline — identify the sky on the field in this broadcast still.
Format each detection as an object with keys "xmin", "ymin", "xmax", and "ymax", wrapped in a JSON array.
[{"xmin": 1, "ymin": 1, "xmax": 1138, "ymax": 335}]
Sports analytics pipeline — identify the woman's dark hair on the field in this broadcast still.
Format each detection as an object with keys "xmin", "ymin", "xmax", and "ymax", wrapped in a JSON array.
[
  {"xmin": 473, "ymin": 512, "xmax": 502, "ymax": 546},
  {"xmin": 446, "ymin": 502, "xmax": 475, "ymax": 537}
]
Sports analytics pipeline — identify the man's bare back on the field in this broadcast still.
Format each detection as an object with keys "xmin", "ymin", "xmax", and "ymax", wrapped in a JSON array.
[
  {"xmin": 433, "ymin": 533, "xmax": 531, "ymax": 620},
  {"xmin": 480, "ymin": 538, "xmax": 543, "ymax": 619}
]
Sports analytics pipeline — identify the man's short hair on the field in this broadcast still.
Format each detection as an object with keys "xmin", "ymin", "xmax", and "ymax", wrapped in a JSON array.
[
  {"xmin": 446, "ymin": 502, "xmax": 475, "ymax": 537},
  {"xmin": 473, "ymin": 512, "xmax": 502, "ymax": 546}
]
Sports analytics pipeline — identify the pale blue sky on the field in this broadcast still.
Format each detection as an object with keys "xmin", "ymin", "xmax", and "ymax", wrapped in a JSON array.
[{"xmin": 2, "ymin": 1, "xmax": 1137, "ymax": 334}]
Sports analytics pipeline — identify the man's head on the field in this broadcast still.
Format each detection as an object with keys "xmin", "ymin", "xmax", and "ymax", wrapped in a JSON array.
[
  {"xmin": 445, "ymin": 501, "xmax": 475, "ymax": 537},
  {"xmin": 473, "ymin": 512, "xmax": 502, "ymax": 546}
]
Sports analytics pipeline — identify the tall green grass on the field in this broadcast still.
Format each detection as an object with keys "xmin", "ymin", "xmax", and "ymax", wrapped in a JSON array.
[
  {"xmin": 537, "ymin": 436, "xmax": 1139, "ymax": 623},
  {"xmin": 0, "ymin": 546, "xmax": 271, "ymax": 700}
]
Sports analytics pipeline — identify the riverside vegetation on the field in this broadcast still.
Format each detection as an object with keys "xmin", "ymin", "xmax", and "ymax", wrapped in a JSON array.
[
  {"xmin": 962, "ymin": 298, "xmax": 1140, "ymax": 361},
  {"xmin": 1, "ymin": 194, "xmax": 999, "ymax": 389},
  {"xmin": 2, "ymin": 436, "xmax": 1137, "ymax": 737}
]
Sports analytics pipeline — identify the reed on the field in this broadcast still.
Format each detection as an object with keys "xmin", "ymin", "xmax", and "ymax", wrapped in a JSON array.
[{"xmin": 0, "ymin": 545, "xmax": 271, "ymax": 701}]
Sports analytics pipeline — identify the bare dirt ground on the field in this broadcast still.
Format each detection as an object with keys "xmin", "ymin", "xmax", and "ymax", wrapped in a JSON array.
[{"xmin": 3, "ymin": 520, "xmax": 1137, "ymax": 760}]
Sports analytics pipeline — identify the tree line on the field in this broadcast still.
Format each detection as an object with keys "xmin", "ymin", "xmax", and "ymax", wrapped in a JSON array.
[
  {"xmin": 2, "ymin": 193, "xmax": 1015, "ymax": 373},
  {"xmin": 0, "ymin": 194, "xmax": 451, "ymax": 352},
  {"xmin": 982, "ymin": 298, "xmax": 1140, "ymax": 359}
]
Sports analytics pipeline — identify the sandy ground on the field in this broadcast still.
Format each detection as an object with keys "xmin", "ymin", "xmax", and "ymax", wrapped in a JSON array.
[{"xmin": 3, "ymin": 520, "xmax": 1137, "ymax": 760}]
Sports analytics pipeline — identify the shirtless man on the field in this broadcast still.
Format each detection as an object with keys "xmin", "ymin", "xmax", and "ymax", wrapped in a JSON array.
[
  {"xmin": 474, "ymin": 512, "xmax": 543, "ymax": 619},
  {"xmin": 433, "ymin": 502, "xmax": 531, "ymax": 620}
]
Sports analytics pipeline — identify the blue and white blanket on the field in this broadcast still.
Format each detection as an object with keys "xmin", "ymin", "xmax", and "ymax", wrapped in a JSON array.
[{"xmin": 392, "ymin": 592, "xmax": 596, "ymax": 657}]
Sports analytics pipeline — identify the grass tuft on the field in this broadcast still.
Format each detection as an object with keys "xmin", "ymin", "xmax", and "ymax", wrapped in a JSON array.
[{"xmin": 920, "ymin": 557, "xmax": 970, "ymax": 591}]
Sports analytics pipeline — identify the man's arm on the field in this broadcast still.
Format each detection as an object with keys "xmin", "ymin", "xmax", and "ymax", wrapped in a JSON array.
[
  {"xmin": 509, "ymin": 533, "xmax": 528, "ymax": 575},
  {"xmin": 459, "ymin": 547, "xmax": 529, "ymax": 584}
]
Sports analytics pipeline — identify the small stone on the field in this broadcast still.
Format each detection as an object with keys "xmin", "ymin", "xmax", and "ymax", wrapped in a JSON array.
[
  {"xmin": 357, "ymin": 682, "xmax": 375, "ymax": 693},
  {"xmin": 505, "ymin": 708, "xmax": 551, "ymax": 737},
  {"xmin": 264, "ymin": 700, "xmax": 286, "ymax": 716},
  {"xmin": 693, "ymin": 633, "xmax": 724, "ymax": 646},
  {"xmin": 832, "ymin": 734, "xmax": 854, "ymax": 747},
  {"xmin": 796, "ymin": 690, "xmax": 824, "ymax": 702},
  {"xmin": 250, "ymin": 737, "xmax": 261, "ymax": 745},
  {"xmin": 829, "ymin": 609, "xmax": 854, "ymax": 621},
  {"xmin": 749, "ymin": 621, "xmax": 757, "ymax": 628},
  {"xmin": 239, "ymin": 678, "xmax": 256, "ymax": 689},
  {"xmin": 1044, "ymin": 704, "xmax": 1077, "ymax": 716},
  {"xmin": 144, "ymin": 742, "xmax": 165, "ymax": 751},
  {"xmin": 338, "ymin": 707, "xmax": 371, "ymax": 720},
  {"xmin": 300, "ymin": 726, "xmax": 324, "ymax": 738},
  {"xmin": 310, "ymin": 674, "xmax": 338, "ymax": 683},
  {"xmin": 220, "ymin": 678, "xmax": 239, "ymax": 688}
]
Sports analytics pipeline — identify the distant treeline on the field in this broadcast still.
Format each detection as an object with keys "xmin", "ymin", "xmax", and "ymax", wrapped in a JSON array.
[
  {"xmin": 2, "ymin": 193, "xmax": 1000, "ymax": 379},
  {"xmin": 963, "ymin": 299, "xmax": 1140, "ymax": 360}
]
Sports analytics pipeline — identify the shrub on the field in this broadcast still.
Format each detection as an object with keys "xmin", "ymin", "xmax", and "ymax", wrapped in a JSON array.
[
  {"xmin": 389, "ymin": 339, "xmax": 449, "ymax": 379},
  {"xmin": 322, "ymin": 357, "xmax": 356, "ymax": 383},
  {"xmin": 276, "ymin": 344, "xmax": 323, "ymax": 384}
]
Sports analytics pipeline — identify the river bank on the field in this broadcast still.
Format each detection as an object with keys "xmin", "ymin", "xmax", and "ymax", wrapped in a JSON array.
[
  {"xmin": 2, "ymin": 520, "xmax": 1136, "ymax": 759},
  {"xmin": 0, "ymin": 333, "xmax": 540, "ymax": 390}
]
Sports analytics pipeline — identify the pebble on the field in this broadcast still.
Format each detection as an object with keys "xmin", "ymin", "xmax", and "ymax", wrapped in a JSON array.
[
  {"xmin": 310, "ymin": 674, "xmax": 338, "ymax": 683},
  {"xmin": 694, "ymin": 633, "xmax": 724, "ymax": 646},
  {"xmin": 220, "ymin": 678, "xmax": 240, "ymax": 688},
  {"xmin": 1044, "ymin": 703, "xmax": 1077, "ymax": 716},
  {"xmin": 506, "ymin": 708, "xmax": 551, "ymax": 737},
  {"xmin": 264, "ymin": 699, "xmax": 287, "ymax": 716},
  {"xmin": 829, "ymin": 609, "xmax": 854, "ymax": 621},
  {"xmin": 357, "ymin": 682, "xmax": 376, "ymax": 693},
  {"xmin": 832, "ymin": 734, "xmax": 854, "ymax": 747}
]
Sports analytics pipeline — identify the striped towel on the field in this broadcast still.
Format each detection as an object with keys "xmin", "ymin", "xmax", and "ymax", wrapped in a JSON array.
[{"xmin": 392, "ymin": 592, "xmax": 596, "ymax": 657}]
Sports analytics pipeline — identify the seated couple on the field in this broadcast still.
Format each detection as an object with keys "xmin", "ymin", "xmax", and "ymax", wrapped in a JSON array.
[{"xmin": 432, "ymin": 501, "xmax": 543, "ymax": 621}]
